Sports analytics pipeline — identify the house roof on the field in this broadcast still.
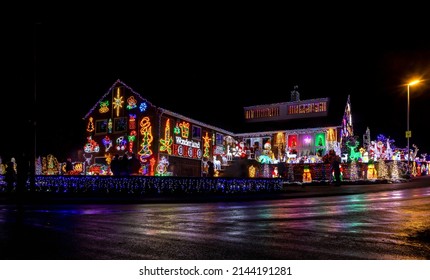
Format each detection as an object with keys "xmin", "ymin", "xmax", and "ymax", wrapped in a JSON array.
[{"xmin": 84, "ymin": 80, "xmax": 351, "ymax": 137}]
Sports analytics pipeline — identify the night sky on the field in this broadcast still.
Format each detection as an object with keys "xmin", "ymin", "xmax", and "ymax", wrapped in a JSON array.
[{"xmin": 2, "ymin": 13, "xmax": 430, "ymax": 162}]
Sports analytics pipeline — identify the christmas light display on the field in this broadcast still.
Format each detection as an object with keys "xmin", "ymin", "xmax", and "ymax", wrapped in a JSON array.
[
  {"xmin": 113, "ymin": 88, "xmax": 124, "ymax": 117},
  {"xmin": 138, "ymin": 117, "xmax": 154, "ymax": 159},
  {"xmin": 86, "ymin": 117, "xmax": 95, "ymax": 132},
  {"xmin": 378, "ymin": 160, "xmax": 389, "ymax": 179},
  {"xmin": 159, "ymin": 119, "xmax": 173, "ymax": 155},
  {"xmin": 126, "ymin": 96, "xmax": 137, "ymax": 110},
  {"xmin": 179, "ymin": 121, "xmax": 190, "ymax": 138},
  {"xmin": 99, "ymin": 100, "xmax": 109, "ymax": 113},
  {"xmin": 302, "ymin": 165, "xmax": 312, "ymax": 182},
  {"xmin": 139, "ymin": 102, "xmax": 148, "ymax": 112},
  {"xmin": 129, "ymin": 114, "xmax": 136, "ymax": 130},
  {"xmin": 349, "ymin": 160, "xmax": 359, "ymax": 181},
  {"xmin": 202, "ymin": 132, "xmax": 211, "ymax": 158}
]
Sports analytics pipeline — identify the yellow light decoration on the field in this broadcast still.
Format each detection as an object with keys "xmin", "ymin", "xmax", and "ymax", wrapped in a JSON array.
[
  {"xmin": 159, "ymin": 119, "xmax": 173, "ymax": 154},
  {"xmin": 138, "ymin": 116, "xmax": 154, "ymax": 158},
  {"xmin": 86, "ymin": 117, "xmax": 95, "ymax": 132},
  {"xmin": 113, "ymin": 88, "xmax": 124, "ymax": 117},
  {"xmin": 179, "ymin": 121, "xmax": 190, "ymax": 138},
  {"xmin": 248, "ymin": 165, "xmax": 256, "ymax": 178},
  {"xmin": 105, "ymin": 153, "xmax": 112, "ymax": 165},
  {"xmin": 202, "ymin": 132, "xmax": 211, "ymax": 158},
  {"xmin": 367, "ymin": 163, "xmax": 377, "ymax": 179},
  {"xmin": 99, "ymin": 100, "xmax": 109, "ymax": 113},
  {"xmin": 302, "ymin": 166, "xmax": 312, "ymax": 182}
]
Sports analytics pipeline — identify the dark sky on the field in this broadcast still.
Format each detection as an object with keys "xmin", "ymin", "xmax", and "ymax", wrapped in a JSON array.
[{"xmin": 2, "ymin": 13, "xmax": 430, "ymax": 161}]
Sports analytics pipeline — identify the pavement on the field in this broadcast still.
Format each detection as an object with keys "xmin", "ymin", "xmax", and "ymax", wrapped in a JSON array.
[{"xmin": 0, "ymin": 176, "xmax": 429, "ymax": 204}]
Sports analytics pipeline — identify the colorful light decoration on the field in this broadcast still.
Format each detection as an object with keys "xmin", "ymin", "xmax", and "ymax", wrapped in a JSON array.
[
  {"xmin": 126, "ymin": 96, "xmax": 137, "ymax": 110},
  {"xmin": 113, "ymin": 88, "xmax": 124, "ymax": 117},
  {"xmin": 202, "ymin": 132, "xmax": 211, "ymax": 158},
  {"xmin": 115, "ymin": 136, "xmax": 127, "ymax": 151},
  {"xmin": 86, "ymin": 117, "xmax": 95, "ymax": 133},
  {"xmin": 155, "ymin": 156, "xmax": 169, "ymax": 176},
  {"xmin": 128, "ymin": 130, "xmax": 137, "ymax": 153},
  {"xmin": 179, "ymin": 121, "xmax": 190, "ymax": 138},
  {"xmin": 138, "ymin": 116, "xmax": 154, "ymax": 159},
  {"xmin": 129, "ymin": 114, "xmax": 136, "ymax": 130},
  {"xmin": 84, "ymin": 136, "xmax": 100, "ymax": 153},
  {"xmin": 102, "ymin": 136, "xmax": 112, "ymax": 152},
  {"xmin": 99, "ymin": 100, "xmax": 109, "ymax": 113},
  {"xmin": 159, "ymin": 119, "xmax": 173, "ymax": 155}
]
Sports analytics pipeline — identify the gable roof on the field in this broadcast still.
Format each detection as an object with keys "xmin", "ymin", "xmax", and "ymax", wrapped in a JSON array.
[{"xmin": 82, "ymin": 79, "xmax": 154, "ymax": 120}]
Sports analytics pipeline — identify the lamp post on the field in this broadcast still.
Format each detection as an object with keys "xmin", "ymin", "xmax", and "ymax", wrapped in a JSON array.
[{"xmin": 406, "ymin": 80, "xmax": 420, "ymax": 176}]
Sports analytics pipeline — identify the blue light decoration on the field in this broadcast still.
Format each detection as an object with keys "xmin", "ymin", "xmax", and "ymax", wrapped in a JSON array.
[
  {"xmin": 27, "ymin": 176, "xmax": 283, "ymax": 195},
  {"xmin": 139, "ymin": 102, "xmax": 148, "ymax": 112}
]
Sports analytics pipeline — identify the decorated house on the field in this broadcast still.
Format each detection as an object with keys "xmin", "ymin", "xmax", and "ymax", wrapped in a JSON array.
[
  {"xmin": 237, "ymin": 86, "xmax": 353, "ymax": 164},
  {"xmin": 82, "ymin": 80, "xmax": 235, "ymax": 176}
]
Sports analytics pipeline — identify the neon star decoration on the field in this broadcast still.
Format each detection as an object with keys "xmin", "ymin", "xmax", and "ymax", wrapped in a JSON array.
[
  {"xmin": 159, "ymin": 119, "xmax": 173, "ymax": 155},
  {"xmin": 86, "ymin": 117, "xmax": 95, "ymax": 132},
  {"xmin": 202, "ymin": 132, "xmax": 211, "ymax": 158},
  {"xmin": 99, "ymin": 100, "xmax": 109, "ymax": 113},
  {"xmin": 113, "ymin": 88, "xmax": 124, "ymax": 117}
]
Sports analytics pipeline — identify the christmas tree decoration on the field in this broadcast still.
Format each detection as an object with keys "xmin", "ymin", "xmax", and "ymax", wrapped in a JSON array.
[
  {"xmin": 390, "ymin": 160, "xmax": 400, "ymax": 180},
  {"xmin": 378, "ymin": 160, "xmax": 388, "ymax": 179},
  {"xmin": 86, "ymin": 117, "xmax": 95, "ymax": 133}
]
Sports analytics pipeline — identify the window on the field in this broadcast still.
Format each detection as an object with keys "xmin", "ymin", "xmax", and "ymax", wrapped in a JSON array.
[
  {"xmin": 216, "ymin": 133, "xmax": 224, "ymax": 145},
  {"xmin": 192, "ymin": 125, "xmax": 201, "ymax": 140},
  {"xmin": 95, "ymin": 119, "xmax": 108, "ymax": 134},
  {"xmin": 114, "ymin": 117, "xmax": 127, "ymax": 133}
]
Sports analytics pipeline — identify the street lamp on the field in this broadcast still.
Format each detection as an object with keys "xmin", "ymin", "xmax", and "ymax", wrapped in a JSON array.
[{"xmin": 406, "ymin": 79, "xmax": 420, "ymax": 176}]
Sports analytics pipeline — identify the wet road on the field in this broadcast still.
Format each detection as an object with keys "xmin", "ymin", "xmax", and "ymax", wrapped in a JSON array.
[{"xmin": 1, "ymin": 181, "xmax": 430, "ymax": 259}]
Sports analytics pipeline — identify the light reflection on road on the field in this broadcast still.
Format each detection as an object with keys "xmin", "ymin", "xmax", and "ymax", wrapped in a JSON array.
[{"xmin": 0, "ymin": 186, "xmax": 430, "ymax": 259}]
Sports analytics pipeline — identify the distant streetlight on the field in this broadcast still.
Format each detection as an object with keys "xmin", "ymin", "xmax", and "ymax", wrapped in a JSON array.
[{"xmin": 406, "ymin": 79, "xmax": 420, "ymax": 175}]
